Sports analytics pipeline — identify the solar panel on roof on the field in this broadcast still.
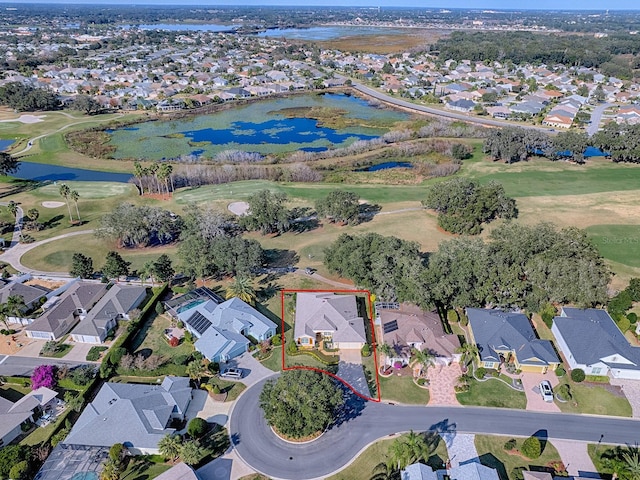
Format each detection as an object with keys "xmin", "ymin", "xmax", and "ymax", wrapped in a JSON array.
[
  {"xmin": 383, "ymin": 320, "xmax": 398, "ymax": 334},
  {"xmin": 186, "ymin": 311, "xmax": 212, "ymax": 335}
]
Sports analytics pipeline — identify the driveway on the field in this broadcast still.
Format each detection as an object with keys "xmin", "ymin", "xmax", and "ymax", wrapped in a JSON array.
[
  {"xmin": 610, "ymin": 377, "xmax": 640, "ymax": 418},
  {"xmin": 225, "ymin": 351, "xmax": 274, "ymax": 388},
  {"xmin": 552, "ymin": 439, "xmax": 601, "ymax": 478},
  {"xmin": 198, "ymin": 449, "xmax": 256, "ymax": 480},
  {"xmin": 337, "ymin": 348, "xmax": 371, "ymax": 398},
  {"xmin": 59, "ymin": 341, "xmax": 102, "ymax": 363},
  {"xmin": 427, "ymin": 363, "xmax": 461, "ymax": 406},
  {"xmin": 443, "ymin": 433, "xmax": 479, "ymax": 468},
  {"xmin": 520, "ymin": 372, "xmax": 561, "ymax": 412}
]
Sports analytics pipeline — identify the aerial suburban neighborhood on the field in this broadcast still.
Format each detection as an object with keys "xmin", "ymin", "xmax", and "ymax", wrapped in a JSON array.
[{"xmin": 2, "ymin": 4, "xmax": 640, "ymax": 480}]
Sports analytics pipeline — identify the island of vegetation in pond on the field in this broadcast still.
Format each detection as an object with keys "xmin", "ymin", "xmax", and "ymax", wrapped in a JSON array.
[{"xmin": 106, "ymin": 93, "xmax": 409, "ymax": 161}]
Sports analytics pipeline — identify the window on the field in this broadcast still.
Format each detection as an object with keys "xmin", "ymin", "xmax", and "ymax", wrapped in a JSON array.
[
  {"xmin": 301, "ymin": 338, "xmax": 309, "ymax": 345},
  {"xmin": 592, "ymin": 367, "xmax": 602, "ymax": 375}
]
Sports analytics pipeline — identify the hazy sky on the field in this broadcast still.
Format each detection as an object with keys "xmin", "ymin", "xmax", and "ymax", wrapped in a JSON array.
[{"xmin": 15, "ymin": 0, "xmax": 640, "ymax": 10}]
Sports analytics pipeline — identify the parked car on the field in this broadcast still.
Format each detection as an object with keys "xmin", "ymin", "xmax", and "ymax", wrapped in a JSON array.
[
  {"xmin": 539, "ymin": 380, "xmax": 554, "ymax": 402},
  {"xmin": 220, "ymin": 368, "xmax": 243, "ymax": 379}
]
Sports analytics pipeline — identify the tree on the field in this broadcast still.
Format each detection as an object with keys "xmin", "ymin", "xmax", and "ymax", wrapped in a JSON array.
[
  {"xmin": 9, "ymin": 460, "xmax": 30, "ymax": 480},
  {"xmin": 109, "ymin": 443, "xmax": 126, "ymax": 465},
  {"xmin": 370, "ymin": 461, "xmax": 400, "ymax": 480},
  {"xmin": 0, "ymin": 303, "xmax": 11, "ymax": 330},
  {"xmin": 379, "ymin": 343, "xmax": 394, "ymax": 365},
  {"xmin": 7, "ymin": 295, "xmax": 26, "ymax": 318},
  {"xmin": 0, "ymin": 152, "xmax": 19, "ymax": 176},
  {"xmin": 0, "ymin": 445, "xmax": 30, "ymax": 479},
  {"xmin": 185, "ymin": 360, "xmax": 206, "ymax": 388},
  {"xmin": 179, "ymin": 440, "xmax": 203, "ymax": 466},
  {"xmin": 102, "ymin": 251, "xmax": 131, "ymax": 279},
  {"xmin": 521, "ymin": 436, "xmax": 542, "ymax": 459},
  {"xmin": 64, "ymin": 390, "xmax": 84, "ymax": 412},
  {"xmin": 456, "ymin": 343, "xmax": 479, "ymax": 370},
  {"xmin": 99, "ymin": 459, "xmax": 121, "ymax": 480},
  {"xmin": 225, "ymin": 276, "xmax": 256, "ymax": 305},
  {"xmin": 70, "ymin": 252, "xmax": 94, "ymax": 278},
  {"xmin": 259, "ymin": 369, "xmax": 344, "ymax": 439},
  {"xmin": 133, "ymin": 161, "xmax": 145, "ymax": 195},
  {"xmin": 158, "ymin": 434, "xmax": 183, "ymax": 461},
  {"xmin": 26, "ymin": 208, "xmax": 39, "ymax": 222},
  {"xmin": 31, "ymin": 364, "xmax": 57, "ymax": 390},
  {"xmin": 7, "ymin": 200, "xmax": 18, "ymax": 219},
  {"xmin": 551, "ymin": 130, "xmax": 589, "ymax": 163},
  {"xmin": 72, "ymin": 95, "xmax": 101, "ymax": 115},
  {"xmin": 187, "ymin": 417, "xmax": 209, "ymax": 439},
  {"xmin": 240, "ymin": 189, "xmax": 292, "ymax": 235},
  {"xmin": 315, "ymin": 190, "xmax": 361, "ymax": 225},
  {"xmin": 411, "ymin": 349, "xmax": 434, "ymax": 377},
  {"xmin": 387, "ymin": 431, "xmax": 434, "ymax": 470},
  {"xmin": 59, "ymin": 183, "xmax": 73, "ymax": 222},
  {"xmin": 152, "ymin": 254, "xmax": 174, "ymax": 282},
  {"xmin": 70, "ymin": 190, "xmax": 81, "ymax": 222},
  {"xmin": 571, "ymin": 368, "xmax": 586, "ymax": 383}
]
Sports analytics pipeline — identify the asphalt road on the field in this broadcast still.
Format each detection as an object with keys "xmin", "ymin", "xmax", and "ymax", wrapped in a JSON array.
[
  {"xmin": 0, "ymin": 355, "xmax": 90, "ymax": 376},
  {"xmin": 230, "ymin": 378, "xmax": 640, "ymax": 480},
  {"xmin": 352, "ymin": 82, "xmax": 554, "ymax": 133},
  {"xmin": 587, "ymin": 102, "xmax": 613, "ymax": 136}
]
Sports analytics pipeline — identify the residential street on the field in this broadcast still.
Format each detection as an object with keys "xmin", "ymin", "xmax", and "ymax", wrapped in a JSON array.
[
  {"xmin": 230, "ymin": 377, "xmax": 640, "ymax": 480},
  {"xmin": 0, "ymin": 354, "xmax": 90, "ymax": 376}
]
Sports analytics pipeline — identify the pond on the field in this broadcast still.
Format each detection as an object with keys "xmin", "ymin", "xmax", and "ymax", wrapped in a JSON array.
[
  {"xmin": 14, "ymin": 162, "xmax": 132, "ymax": 183},
  {"xmin": 359, "ymin": 161, "xmax": 413, "ymax": 171},
  {"xmin": 0, "ymin": 139, "xmax": 14, "ymax": 151},
  {"xmin": 107, "ymin": 93, "xmax": 409, "ymax": 161},
  {"xmin": 257, "ymin": 26, "xmax": 405, "ymax": 41}
]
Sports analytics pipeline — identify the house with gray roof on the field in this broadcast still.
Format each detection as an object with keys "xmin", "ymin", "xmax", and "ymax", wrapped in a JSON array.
[
  {"xmin": 0, "ymin": 278, "xmax": 49, "ymax": 310},
  {"xmin": 25, "ymin": 282, "xmax": 108, "ymax": 341},
  {"xmin": 295, "ymin": 292, "xmax": 366, "ymax": 350},
  {"xmin": 552, "ymin": 307, "xmax": 640, "ymax": 379},
  {"xmin": 401, "ymin": 462, "xmax": 499, "ymax": 480},
  {"xmin": 70, "ymin": 284, "xmax": 147, "ymax": 344},
  {"xmin": 177, "ymin": 296, "xmax": 276, "ymax": 363},
  {"xmin": 63, "ymin": 376, "xmax": 192, "ymax": 455},
  {"xmin": 467, "ymin": 308, "xmax": 559, "ymax": 373},
  {"xmin": 0, "ymin": 387, "xmax": 58, "ymax": 446}
]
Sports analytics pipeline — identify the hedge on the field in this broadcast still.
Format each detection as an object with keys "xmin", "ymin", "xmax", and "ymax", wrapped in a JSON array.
[{"xmin": 289, "ymin": 349, "xmax": 339, "ymax": 366}]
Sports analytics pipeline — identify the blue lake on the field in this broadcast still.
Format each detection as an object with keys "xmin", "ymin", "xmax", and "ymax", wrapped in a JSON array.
[
  {"xmin": 0, "ymin": 139, "xmax": 14, "ymax": 151},
  {"xmin": 107, "ymin": 93, "xmax": 408, "ymax": 160},
  {"xmin": 258, "ymin": 26, "xmax": 404, "ymax": 40},
  {"xmin": 14, "ymin": 162, "xmax": 132, "ymax": 183},
  {"xmin": 360, "ymin": 161, "xmax": 413, "ymax": 171}
]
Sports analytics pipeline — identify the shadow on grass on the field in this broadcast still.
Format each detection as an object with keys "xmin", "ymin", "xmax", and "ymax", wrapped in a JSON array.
[{"xmin": 478, "ymin": 453, "xmax": 508, "ymax": 480}]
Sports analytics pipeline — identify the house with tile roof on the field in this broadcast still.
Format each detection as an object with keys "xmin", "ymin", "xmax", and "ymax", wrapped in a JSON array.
[
  {"xmin": 552, "ymin": 307, "xmax": 640, "ymax": 379},
  {"xmin": 177, "ymin": 296, "xmax": 277, "ymax": 363},
  {"xmin": 294, "ymin": 292, "xmax": 366, "ymax": 350},
  {"xmin": 24, "ymin": 282, "xmax": 108, "ymax": 341},
  {"xmin": 467, "ymin": 308, "xmax": 559, "ymax": 373},
  {"xmin": 63, "ymin": 376, "xmax": 192, "ymax": 455},
  {"xmin": 0, "ymin": 387, "xmax": 58, "ymax": 446},
  {"xmin": 70, "ymin": 284, "xmax": 148, "ymax": 344},
  {"xmin": 380, "ymin": 303, "xmax": 460, "ymax": 366}
]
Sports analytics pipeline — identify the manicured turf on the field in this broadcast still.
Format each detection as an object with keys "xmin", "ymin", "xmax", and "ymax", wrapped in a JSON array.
[
  {"xmin": 586, "ymin": 224, "xmax": 640, "ymax": 268},
  {"xmin": 475, "ymin": 435, "xmax": 565, "ymax": 480},
  {"xmin": 36, "ymin": 182, "xmax": 135, "ymax": 199},
  {"xmin": 457, "ymin": 379, "xmax": 527, "ymax": 409},
  {"xmin": 555, "ymin": 379, "xmax": 632, "ymax": 417},
  {"xmin": 378, "ymin": 373, "xmax": 430, "ymax": 405}
]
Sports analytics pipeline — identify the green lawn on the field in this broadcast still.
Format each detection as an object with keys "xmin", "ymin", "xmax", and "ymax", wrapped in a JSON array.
[
  {"xmin": 475, "ymin": 435, "xmax": 565, "ymax": 480},
  {"xmin": 120, "ymin": 456, "xmax": 171, "ymax": 480},
  {"xmin": 260, "ymin": 346, "xmax": 283, "ymax": 372},
  {"xmin": 586, "ymin": 225, "xmax": 640, "ymax": 268},
  {"xmin": 210, "ymin": 378, "xmax": 247, "ymax": 402},
  {"xmin": 326, "ymin": 433, "xmax": 448, "ymax": 480},
  {"xmin": 40, "ymin": 343, "xmax": 73, "ymax": 358},
  {"xmin": 587, "ymin": 442, "xmax": 630, "ymax": 478},
  {"xmin": 457, "ymin": 379, "xmax": 527, "ymax": 409},
  {"xmin": 0, "ymin": 383, "xmax": 31, "ymax": 402},
  {"xmin": 555, "ymin": 379, "xmax": 632, "ymax": 417},
  {"xmin": 378, "ymin": 373, "xmax": 429, "ymax": 404},
  {"xmin": 129, "ymin": 312, "xmax": 194, "ymax": 360},
  {"xmin": 20, "ymin": 421, "xmax": 58, "ymax": 446}
]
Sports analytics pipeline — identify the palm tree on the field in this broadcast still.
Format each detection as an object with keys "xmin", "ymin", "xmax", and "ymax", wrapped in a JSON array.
[
  {"xmin": 378, "ymin": 343, "xmax": 394, "ymax": 367},
  {"xmin": 0, "ymin": 303, "xmax": 11, "ymax": 330},
  {"xmin": 225, "ymin": 276, "xmax": 257, "ymax": 305},
  {"xmin": 133, "ymin": 161, "xmax": 145, "ymax": 195},
  {"xmin": 179, "ymin": 440, "xmax": 203, "ymax": 466},
  {"xmin": 99, "ymin": 459, "xmax": 121, "ymax": 480},
  {"xmin": 6, "ymin": 295, "xmax": 26, "ymax": 319},
  {"xmin": 456, "ymin": 342, "xmax": 480, "ymax": 371},
  {"xmin": 185, "ymin": 360, "xmax": 206, "ymax": 388},
  {"xmin": 7, "ymin": 201, "xmax": 18, "ymax": 219},
  {"xmin": 70, "ymin": 190, "xmax": 81, "ymax": 222},
  {"xmin": 147, "ymin": 163, "xmax": 160, "ymax": 195},
  {"xmin": 623, "ymin": 450, "xmax": 640, "ymax": 479},
  {"xmin": 387, "ymin": 431, "xmax": 432, "ymax": 471},
  {"xmin": 158, "ymin": 163, "xmax": 173, "ymax": 196},
  {"xmin": 59, "ymin": 184, "xmax": 73, "ymax": 222},
  {"xmin": 370, "ymin": 461, "xmax": 400, "ymax": 480},
  {"xmin": 411, "ymin": 349, "xmax": 435, "ymax": 377},
  {"xmin": 158, "ymin": 434, "xmax": 182, "ymax": 461}
]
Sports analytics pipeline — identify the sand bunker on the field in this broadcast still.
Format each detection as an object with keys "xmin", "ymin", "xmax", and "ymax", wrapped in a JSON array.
[
  {"xmin": 228, "ymin": 201, "xmax": 250, "ymax": 216},
  {"xmin": 0, "ymin": 114, "xmax": 45, "ymax": 124},
  {"xmin": 42, "ymin": 201, "xmax": 65, "ymax": 208}
]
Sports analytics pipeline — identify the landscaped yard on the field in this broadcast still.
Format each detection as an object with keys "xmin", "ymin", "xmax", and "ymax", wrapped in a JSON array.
[
  {"xmin": 119, "ymin": 456, "xmax": 171, "ymax": 480},
  {"xmin": 326, "ymin": 432, "xmax": 448, "ymax": 480},
  {"xmin": 378, "ymin": 373, "xmax": 429, "ymax": 404},
  {"xmin": 129, "ymin": 312, "xmax": 194, "ymax": 361},
  {"xmin": 457, "ymin": 379, "xmax": 527, "ymax": 410},
  {"xmin": 475, "ymin": 435, "xmax": 565, "ymax": 480},
  {"xmin": 555, "ymin": 378, "xmax": 632, "ymax": 417},
  {"xmin": 209, "ymin": 378, "xmax": 246, "ymax": 402}
]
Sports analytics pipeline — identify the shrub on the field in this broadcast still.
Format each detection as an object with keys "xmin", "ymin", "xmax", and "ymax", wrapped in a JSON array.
[
  {"xmin": 207, "ymin": 362, "xmax": 220, "ymax": 374},
  {"xmin": 628, "ymin": 312, "xmax": 638, "ymax": 324},
  {"xmin": 184, "ymin": 331, "xmax": 193, "ymax": 343},
  {"xmin": 111, "ymin": 347, "xmax": 127, "ymax": 365},
  {"xmin": 503, "ymin": 438, "xmax": 517, "ymax": 451},
  {"xmin": 617, "ymin": 315, "xmax": 631, "ymax": 333},
  {"xmin": 361, "ymin": 344, "xmax": 371, "ymax": 357},
  {"xmin": 9, "ymin": 460, "xmax": 29, "ymax": 480},
  {"xmin": 109, "ymin": 443, "xmax": 125, "ymax": 463},
  {"xmin": 447, "ymin": 309, "xmax": 459, "ymax": 323},
  {"xmin": 155, "ymin": 302, "xmax": 165, "ymax": 315},
  {"xmin": 521, "ymin": 436, "xmax": 542, "ymax": 459},
  {"xmin": 557, "ymin": 383, "xmax": 572, "ymax": 401},
  {"xmin": 271, "ymin": 334, "xmax": 282, "ymax": 346},
  {"xmin": 177, "ymin": 321, "xmax": 184, "ymax": 329},
  {"xmin": 475, "ymin": 367, "xmax": 486, "ymax": 378},
  {"xmin": 86, "ymin": 346, "xmax": 107, "ymax": 362},
  {"xmin": 169, "ymin": 336, "xmax": 180, "ymax": 347},
  {"xmin": 459, "ymin": 313, "xmax": 469, "ymax": 327},
  {"xmin": 210, "ymin": 384, "xmax": 221, "ymax": 394},
  {"xmin": 571, "ymin": 368, "xmax": 586, "ymax": 383},
  {"xmin": 555, "ymin": 366, "xmax": 566, "ymax": 377},
  {"xmin": 539, "ymin": 302, "xmax": 557, "ymax": 329},
  {"xmin": 69, "ymin": 365, "xmax": 96, "ymax": 386},
  {"xmin": 31, "ymin": 364, "xmax": 57, "ymax": 390},
  {"xmin": 186, "ymin": 417, "xmax": 209, "ymax": 439},
  {"xmin": 287, "ymin": 340, "xmax": 298, "ymax": 354},
  {"xmin": 416, "ymin": 378, "xmax": 426, "ymax": 386},
  {"xmin": 511, "ymin": 467, "xmax": 526, "ymax": 480}
]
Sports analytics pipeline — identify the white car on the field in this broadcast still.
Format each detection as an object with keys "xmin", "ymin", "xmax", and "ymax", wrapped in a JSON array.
[
  {"xmin": 220, "ymin": 368, "xmax": 243, "ymax": 379},
  {"xmin": 539, "ymin": 380, "xmax": 554, "ymax": 402}
]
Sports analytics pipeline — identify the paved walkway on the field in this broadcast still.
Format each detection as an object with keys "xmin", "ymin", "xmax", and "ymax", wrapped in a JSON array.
[
  {"xmin": 552, "ymin": 439, "xmax": 601, "ymax": 478},
  {"xmin": 294, "ymin": 269, "xmax": 354, "ymax": 289},
  {"xmin": 427, "ymin": 363, "xmax": 461, "ymax": 406},
  {"xmin": 198, "ymin": 449, "xmax": 256, "ymax": 480},
  {"xmin": 442, "ymin": 433, "xmax": 479, "ymax": 468},
  {"xmin": 521, "ymin": 372, "xmax": 561, "ymax": 412},
  {"xmin": 610, "ymin": 377, "xmax": 640, "ymax": 418}
]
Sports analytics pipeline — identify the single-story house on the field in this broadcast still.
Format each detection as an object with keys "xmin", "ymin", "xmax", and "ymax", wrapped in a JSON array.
[
  {"xmin": 70, "ymin": 284, "xmax": 148, "ymax": 344},
  {"xmin": 63, "ymin": 376, "xmax": 192, "ymax": 455},
  {"xmin": 401, "ymin": 462, "xmax": 499, "ymax": 480},
  {"xmin": 445, "ymin": 98, "xmax": 476, "ymax": 113},
  {"xmin": 0, "ymin": 387, "xmax": 58, "ymax": 446},
  {"xmin": 294, "ymin": 292, "xmax": 366, "ymax": 350},
  {"xmin": 552, "ymin": 307, "xmax": 640, "ymax": 379},
  {"xmin": 0, "ymin": 278, "xmax": 49, "ymax": 310},
  {"xmin": 379, "ymin": 303, "xmax": 460, "ymax": 366},
  {"xmin": 467, "ymin": 308, "xmax": 560, "ymax": 373},
  {"xmin": 177, "ymin": 295, "xmax": 277, "ymax": 363},
  {"xmin": 24, "ymin": 282, "xmax": 108, "ymax": 341}
]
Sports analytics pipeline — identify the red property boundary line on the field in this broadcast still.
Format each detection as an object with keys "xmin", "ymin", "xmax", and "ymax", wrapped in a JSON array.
[{"xmin": 280, "ymin": 288, "xmax": 381, "ymax": 402}]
